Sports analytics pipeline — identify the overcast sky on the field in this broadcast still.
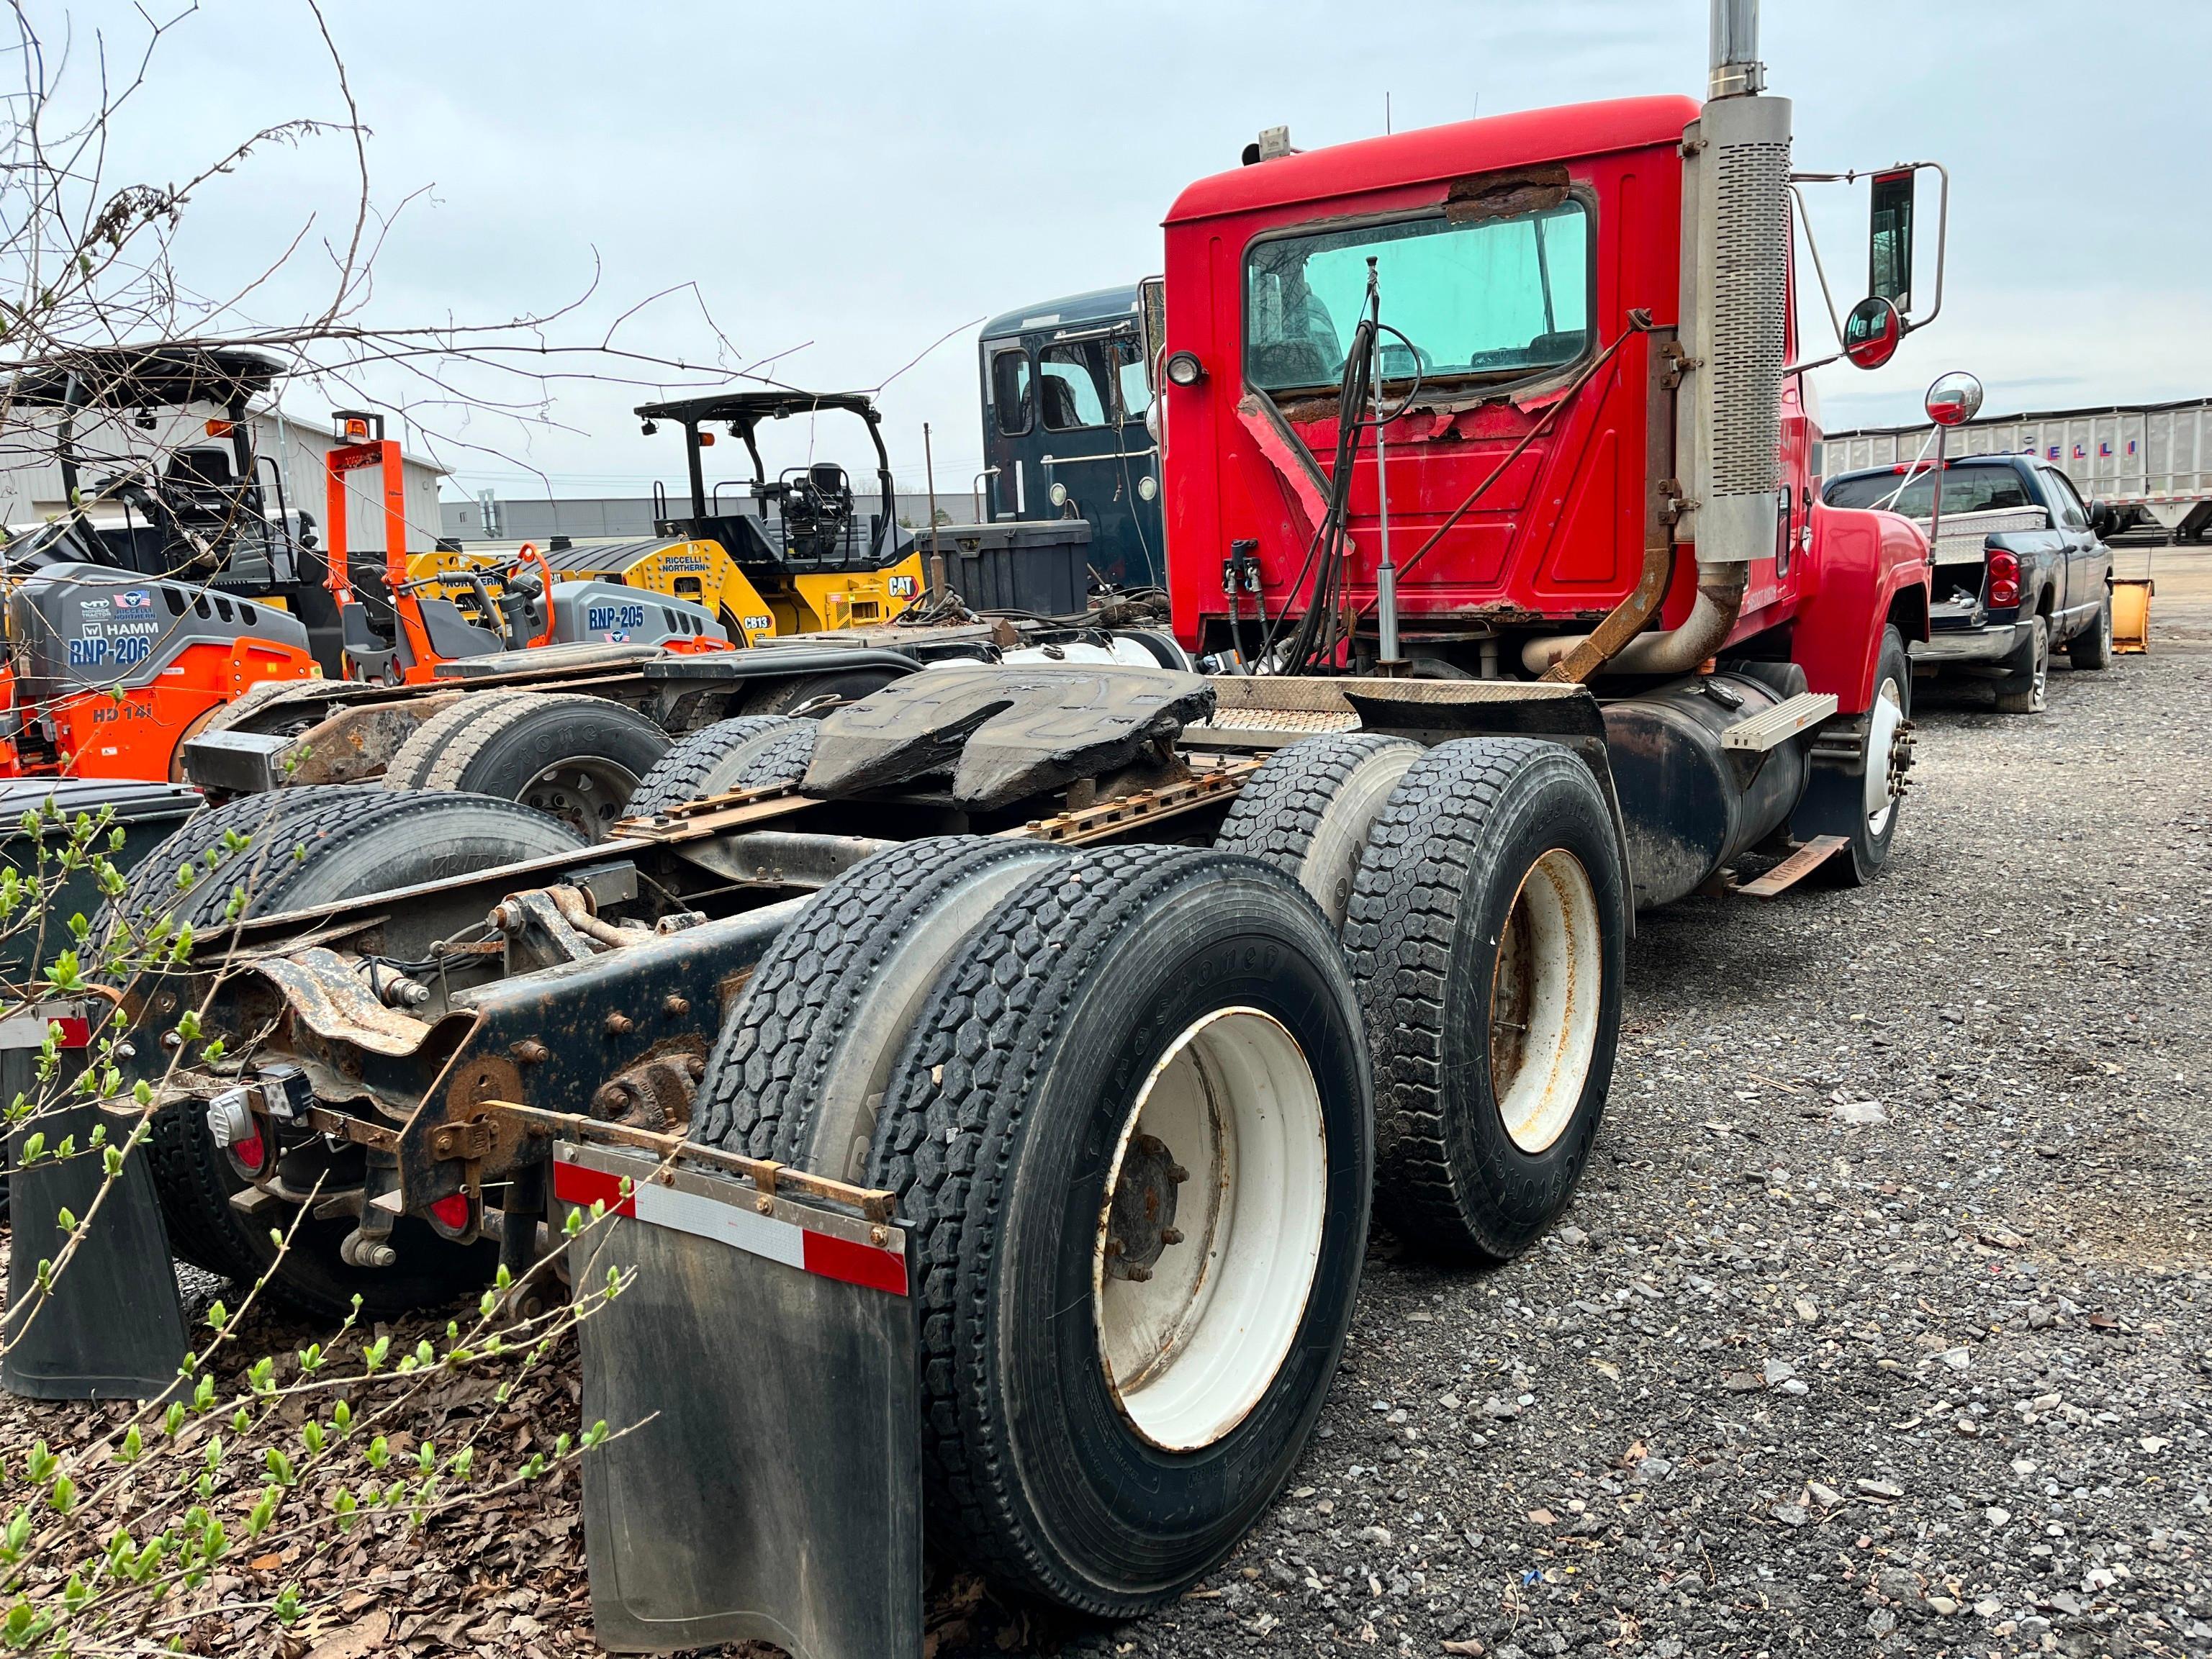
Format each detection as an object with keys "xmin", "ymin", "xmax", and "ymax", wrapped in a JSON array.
[{"xmin": 49, "ymin": 0, "xmax": 2212, "ymax": 502}]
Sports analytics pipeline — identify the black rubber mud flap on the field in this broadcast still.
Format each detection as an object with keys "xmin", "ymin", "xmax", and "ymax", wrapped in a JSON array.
[
  {"xmin": 556, "ymin": 1144, "xmax": 921, "ymax": 1659},
  {"xmin": 1, "ymin": 1010, "xmax": 187, "ymax": 1401}
]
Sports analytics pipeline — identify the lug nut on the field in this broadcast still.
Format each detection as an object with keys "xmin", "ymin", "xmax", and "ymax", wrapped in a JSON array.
[
  {"xmin": 605, "ymin": 1012, "xmax": 634, "ymax": 1036},
  {"xmin": 1166, "ymin": 1163, "xmax": 1190, "ymax": 1185},
  {"xmin": 663, "ymin": 994, "xmax": 691, "ymax": 1017},
  {"xmin": 513, "ymin": 1039, "xmax": 549, "ymax": 1065},
  {"xmin": 1160, "ymin": 1227, "xmax": 1184, "ymax": 1246},
  {"xmin": 1124, "ymin": 1265, "xmax": 1154, "ymax": 1283}
]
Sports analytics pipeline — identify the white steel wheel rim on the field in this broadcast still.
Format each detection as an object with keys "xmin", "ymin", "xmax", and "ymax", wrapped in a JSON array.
[
  {"xmin": 1864, "ymin": 672, "xmax": 1906, "ymax": 833},
  {"xmin": 1093, "ymin": 1006, "xmax": 1327, "ymax": 1453},
  {"xmin": 1490, "ymin": 849, "xmax": 1603, "ymax": 1156}
]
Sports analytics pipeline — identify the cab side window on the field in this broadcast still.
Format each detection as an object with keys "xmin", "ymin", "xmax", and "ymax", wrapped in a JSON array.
[
  {"xmin": 1039, "ymin": 343, "xmax": 1111, "ymax": 432},
  {"xmin": 1110, "ymin": 336, "xmax": 1151, "ymax": 422},
  {"xmin": 991, "ymin": 348, "xmax": 1033, "ymax": 436},
  {"xmin": 2043, "ymin": 466, "xmax": 2090, "ymax": 531}
]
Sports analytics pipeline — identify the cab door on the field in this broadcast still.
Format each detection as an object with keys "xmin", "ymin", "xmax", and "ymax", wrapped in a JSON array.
[
  {"xmin": 2039, "ymin": 464, "xmax": 2100, "ymax": 626},
  {"xmin": 1033, "ymin": 330, "xmax": 1163, "ymax": 589}
]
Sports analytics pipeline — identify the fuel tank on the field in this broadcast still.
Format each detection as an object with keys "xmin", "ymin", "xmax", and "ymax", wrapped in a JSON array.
[{"xmin": 1600, "ymin": 667, "xmax": 1812, "ymax": 908}]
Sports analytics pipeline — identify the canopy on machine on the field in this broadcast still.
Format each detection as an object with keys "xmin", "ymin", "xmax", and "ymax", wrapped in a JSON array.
[{"xmin": 5, "ymin": 345, "xmax": 284, "ymax": 411}]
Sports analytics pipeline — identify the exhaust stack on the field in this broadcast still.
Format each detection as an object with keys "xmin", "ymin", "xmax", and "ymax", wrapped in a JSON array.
[
  {"xmin": 1526, "ymin": 0, "xmax": 1792, "ymax": 679},
  {"xmin": 1677, "ymin": 0, "xmax": 1790, "ymax": 572}
]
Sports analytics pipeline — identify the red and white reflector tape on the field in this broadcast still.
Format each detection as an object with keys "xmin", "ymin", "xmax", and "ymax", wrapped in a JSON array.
[
  {"xmin": 0, "ymin": 1004, "xmax": 93, "ymax": 1051},
  {"xmin": 552, "ymin": 1157, "xmax": 908, "ymax": 1297}
]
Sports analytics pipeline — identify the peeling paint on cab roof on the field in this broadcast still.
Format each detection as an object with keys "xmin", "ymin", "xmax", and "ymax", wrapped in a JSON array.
[{"xmin": 1165, "ymin": 94, "xmax": 1699, "ymax": 226}]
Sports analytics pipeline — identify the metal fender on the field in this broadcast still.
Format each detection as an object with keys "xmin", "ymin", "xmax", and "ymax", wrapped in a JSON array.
[{"xmin": 1790, "ymin": 505, "xmax": 1931, "ymax": 715}]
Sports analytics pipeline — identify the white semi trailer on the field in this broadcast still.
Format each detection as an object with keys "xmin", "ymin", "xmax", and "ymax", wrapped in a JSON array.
[{"xmin": 1827, "ymin": 397, "xmax": 2212, "ymax": 541}]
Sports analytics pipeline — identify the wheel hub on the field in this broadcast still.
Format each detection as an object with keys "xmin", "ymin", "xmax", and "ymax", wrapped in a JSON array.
[
  {"xmin": 1885, "ymin": 720, "xmax": 1916, "ymax": 798},
  {"xmin": 1102, "ymin": 1132, "xmax": 1187, "ymax": 1282},
  {"xmin": 1863, "ymin": 675, "xmax": 1908, "ymax": 824},
  {"xmin": 523, "ymin": 762, "xmax": 636, "ymax": 836}
]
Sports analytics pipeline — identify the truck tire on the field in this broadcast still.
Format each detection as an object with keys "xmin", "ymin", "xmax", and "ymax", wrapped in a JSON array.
[
  {"xmin": 722, "ymin": 718, "xmax": 818, "ymax": 790},
  {"xmin": 622, "ymin": 715, "xmax": 795, "ymax": 816},
  {"xmin": 382, "ymin": 691, "xmax": 669, "ymax": 836},
  {"xmin": 867, "ymin": 847, "xmax": 1372, "ymax": 1613},
  {"xmin": 1995, "ymin": 614, "xmax": 2050, "ymax": 713},
  {"xmin": 1795, "ymin": 625, "xmax": 1911, "ymax": 887},
  {"xmin": 1214, "ymin": 731, "xmax": 1420, "ymax": 928},
  {"xmin": 2067, "ymin": 591, "xmax": 2113, "ymax": 670},
  {"xmin": 1345, "ymin": 738, "xmax": 1623, "ymax": 1262},
  {"xmin": 379, "ymin": 691, "xmax": 529, "ymax": 792},
  {"xmin": 168, "ymin": 679, "xmax": 332, "ymax": 781},
  {"xmin": 695, "ymin": 837, "xmax": 1069, "ymax": 1177},
  {"xmin": 739, "ymin": 668, "xmax": 902, "ymax": 718},
  {"xmin": 101, "ymin": 790, "xmax": 583, "ymax": 1319}
]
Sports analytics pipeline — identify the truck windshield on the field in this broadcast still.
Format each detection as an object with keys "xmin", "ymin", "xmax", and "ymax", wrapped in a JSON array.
[
  {"xmin": 1244, "ymin": 201, "xmax": 1590, "ymax": 394},
  {"xmin": 1824, "ymin": 464, "xmax": 2039, "ymax": 519}
]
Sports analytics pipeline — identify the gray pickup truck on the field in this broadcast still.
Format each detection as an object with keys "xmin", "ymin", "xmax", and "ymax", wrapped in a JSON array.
[{"xmin": 1823, "ymin": 455, "xmax": 2115, "ymax": 712}]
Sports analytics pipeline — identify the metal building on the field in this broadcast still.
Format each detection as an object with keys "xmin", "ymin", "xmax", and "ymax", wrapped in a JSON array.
[{"xmin": 0, "ymin": 403, "xmax": 446, "ymax": 556}]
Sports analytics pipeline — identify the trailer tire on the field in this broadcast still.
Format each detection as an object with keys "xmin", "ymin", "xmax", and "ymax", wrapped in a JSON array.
[
  {"xmin": 695, "ymin": 836, "xmax": 1070, "ymax": 1175},
  {"xmin": 100, "ymin": 790, "xmax": 583, "ymax": 1319},
  {"xmin": 2067, "ymin": 591, "xmax": 2113, "ymax": 670},
  {"xmin": 739, "ymin": 668, "xmax": 901, "ymax": 718},
  {"xmin": 1214, "ymin": 731, "xmax": 1420, "ymax": 928},
  {"xmin": 382, "ymin": 691, "xmax": 669, "ymax": 837},
  {"xmin": 1796, "ymin": 625, "xmax": 1911, "ymax": 886},
  {"xmin": 868, "ymin": 847, "xmax": 1372, "ymax": 1614},
  {"xmin": 622, "ymin": 715, "xmax": 795, "ymax": 816},
  {"xmin": 1345, "ymin": 738, "xmax": 1623, "ymax": 1263}
]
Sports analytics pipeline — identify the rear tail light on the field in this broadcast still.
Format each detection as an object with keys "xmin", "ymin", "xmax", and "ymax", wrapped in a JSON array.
[
  {"xmin": 207, "ymin": 1086, "xmax": 266, "ymax": 1174},
  {"xmin": 428, "ymin": 1190, "xmax": 472, "ymax": 1234},
  {"xmin": 1985, "ymin": 550, "xmax": 2021, "ymax": 609}
]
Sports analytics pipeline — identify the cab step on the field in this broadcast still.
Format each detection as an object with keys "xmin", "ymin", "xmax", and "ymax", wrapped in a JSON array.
[
  {"xmin": 1720, "ymin": 690, "xmax": 1838, "ymax": 752},
  {"xmin": 1726, "ymin": 833, "xmax": 1848, "ymax": 898}
]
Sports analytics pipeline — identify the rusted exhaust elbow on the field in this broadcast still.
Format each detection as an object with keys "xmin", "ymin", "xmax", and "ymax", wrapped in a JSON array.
[{"xmin": 1521, "ymin": 559, "xmax": 1748, "ymax": 678}]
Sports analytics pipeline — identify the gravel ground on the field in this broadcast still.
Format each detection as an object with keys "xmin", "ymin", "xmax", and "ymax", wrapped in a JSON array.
[
  {"xmin": 4, "ymin": 568, "xmax": 2208, "ymax": 1659},
  {"xmin": 1087, "ymin": 574, "xmax": 2212, "ymax": 1659}
]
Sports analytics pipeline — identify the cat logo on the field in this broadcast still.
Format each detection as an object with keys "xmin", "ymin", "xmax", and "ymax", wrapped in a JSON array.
[{"xmin": 886, "ymin": 574, "xmax": 918, "ymax": 599}]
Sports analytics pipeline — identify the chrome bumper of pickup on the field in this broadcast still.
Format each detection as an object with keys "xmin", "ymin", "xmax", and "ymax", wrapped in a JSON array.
[{"xmin": 1912, "ymin": 621, "xmax": 2029, "ymax": 668}]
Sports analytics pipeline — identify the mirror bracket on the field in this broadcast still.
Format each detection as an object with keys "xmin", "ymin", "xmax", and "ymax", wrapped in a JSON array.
[{"xmin": 1787, "ymin": 161, "xmax": 1950, "ymax": 374}]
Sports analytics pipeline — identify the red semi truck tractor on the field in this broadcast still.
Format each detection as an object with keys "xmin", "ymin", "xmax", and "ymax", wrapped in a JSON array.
[
  {"xmin": 22, "ymin": 6, "xmax": 1955, "ymax": 1655},
  {"xmin": 1150, "ymin": 43, "xmax": 1934, "ymax": 894}
]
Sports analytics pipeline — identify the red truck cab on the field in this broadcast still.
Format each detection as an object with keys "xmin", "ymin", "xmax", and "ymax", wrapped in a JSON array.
[{"xmin": 1155, "ymin": 95, "xmax": 1929, "ymax": 723}]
